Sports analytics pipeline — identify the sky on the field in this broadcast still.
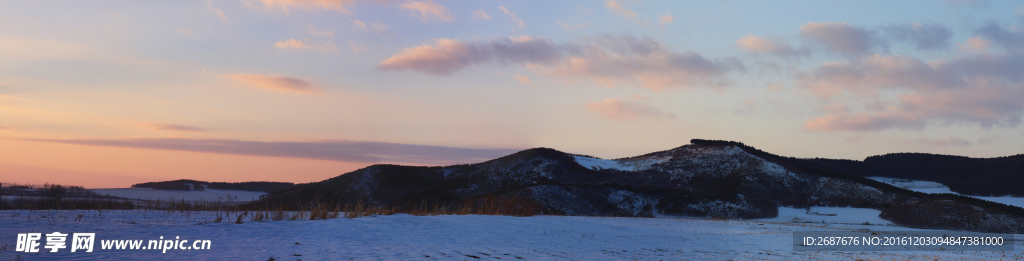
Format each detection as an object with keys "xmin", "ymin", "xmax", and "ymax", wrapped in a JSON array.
[{"xmin": 2, "ymin": 0, "xmax": 1024, "ymax": 188}]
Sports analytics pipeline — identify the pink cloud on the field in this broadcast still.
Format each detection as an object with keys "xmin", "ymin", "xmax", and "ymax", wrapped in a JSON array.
[
  {"xmin": 798, "ymin": 55, "xmax": 960, "ymax": 98},
  {"xmin": 206, "ymin": 1, "xmax": 228, "ymax": 21},
  {"xmin": 586, "ymin": 96, "xmax": 673, "ymax": 120},
  {"xmin": 659, "ymin": 12, "xmax": 673, "ymax": 26},
  {"xmin": 498, "ymin": 6, "xmax": 525, "ymax": 28},
  {"xmin": 736, "ymin": 35, "xmax": 803, "ymax": 56},
  {"xmin": 401, "ymin": 0, "xmax": 453, "ymax": 23},
  {"xmin": 800, "ymin": 53, "xmax": 1024, "ymax": 131},
  {"xmin": 959, "ymin": 36, "xmax": 991, "ymax": 53},
  {"xmin": 544, "ymin": 35, "xmax": 737, "ymax": 90},
  {"xmin": 246, "ymin": 0, "xmax": 360, "ymax": 14},
  {"xmin": 225, "ymin": 74, "xmax": 320, "ymax": 93},
  {"xmin": 604, "ymin": 0, "xmax": 636, "ymax": 19},
  {"xmin": 273, "ymin": 39, "xmax": 338, "ymax": 52},
  {"xmin": 514, "ymin": 74, "xmax": 532, "ymax": 85},
  {"xmin": 274, "ymin": 39, "xmax": 310, "ymax": 49}
]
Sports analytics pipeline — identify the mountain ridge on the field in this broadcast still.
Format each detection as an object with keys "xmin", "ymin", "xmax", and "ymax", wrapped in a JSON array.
[
  {"xmin": 131, "ymin": 179, "xmax": 295, "ymax": 193},
  {"xmin": 252, "ymin": 139, "xmax": 1024, "ymax": 233}
]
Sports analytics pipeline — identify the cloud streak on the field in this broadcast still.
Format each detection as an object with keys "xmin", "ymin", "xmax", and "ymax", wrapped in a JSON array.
[
  {"xmin": 514, "ymin": 74, "xmax": 532, "ymax": 85},
  {"xmin": 206, "ymin": 1, "xmax": 228, "ymax": 21},
  {"xmin": 586, "ymin": 96, "xmax": 673, "ymax": 120},
  {"xmin": 742, "ymin": 22, "xmax": 956, "ymax": 59},
  {"xmin": 225, "ymin": 74, "xmax": 320, "ymax": 93},
  {"xmin": 471, "ymin": 9, "xmax": 492, "ymax": 20},
  {"xmin": 351, "ymin": 19, "xmax": 388, "ymax": 32},
  {"xmin": 605, "ymin": 0, "xmax": 636, "ymax": 19},
  {"xmin": 146, "ymin": 123, "xmax": 208, "ymax": 132},
  {"xmin": 751, "ymin": 22, "xmax": 955, "ymax": 57},
  {"xmin": 378, "ymin": 36, "xmax": 563, "ymax": 75},
  {"xmin": 274, "ymin": 39, "xmax": 310, "ymax": 49},
  {"xmin": 401, "ymin": 0, "xmax": 453, "ymax": 23},
  {"xmin": 246, "ymin": 0, "xmax": 360, "ymax": 14},
  {"xmin": 499, "ymin": 6, "xmax": 526, "ymax": 28},
  {"xmin": 378, "ymin": 35, "xmax": 740, "ymax": 90},
  {"xmin": 273, "ymin": 38, "xmax": 338, "ymax": 52},
  {"xmin": 26, "ymin": 138, "xmax": 521, "ymax": 165},
  {"xmin": 800, "ymin": 53, "xmax": 1024, "ymax": 131}
]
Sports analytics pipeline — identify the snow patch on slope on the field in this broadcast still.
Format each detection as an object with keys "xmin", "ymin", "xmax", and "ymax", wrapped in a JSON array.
[
  {"xmin": 869, "ymin": 177, "xmax": 1024, "ymax": 209},
  {"xmin": 572, "ymin": 155, "xmax": 672, "ymax": 172},
  {"xmin": 867, "ymin": 177, "xmax": 953, "ymax": 194},
  {"xmin": 573, "ymin": 156, "xmax": 628, "ymax": 171}
]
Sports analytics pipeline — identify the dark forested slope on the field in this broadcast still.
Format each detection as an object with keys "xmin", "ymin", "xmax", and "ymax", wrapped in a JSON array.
[
  {"xmin": 795, "ymin": 152, "xmax": 1024, "ymax": 197},
  {"xmin": 860, "ymin": 153, "xmax": 1024, "ymax": 196},
  {"xmin": 132, "ymin": 179, "xmax": 295, "ymax": 193}
]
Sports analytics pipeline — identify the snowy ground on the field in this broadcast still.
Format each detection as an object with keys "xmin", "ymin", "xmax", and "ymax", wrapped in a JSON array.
[
  {"xmin": 2, "ymin": 208, "xmax": 1022, "ymax": 260},
  {"xmin": 869, "ymin": 177, "xmax": 1024, "ymax": 209},
  {"xmin": 5, "ymin": 178, "xmax": 1021, "ymax": 260},
  {"xmin": 757, "ymin": 207, "xmax": 893, "ymax": 226},
  {"xmin": 90, "ymin": 188, "xmax": 266, "ymax": 203}
]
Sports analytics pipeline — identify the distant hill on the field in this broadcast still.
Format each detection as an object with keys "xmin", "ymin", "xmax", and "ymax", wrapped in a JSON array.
[
  {"xmin": 254, "ymin": 139, "xmax": 1024, "ymax": 233},
  {"xmin": 131, "ymin": 179, "xmax": 296, "ymax": 193},
  {"xmin": 799, "ymin": 153, "xmax": 1024, "ymax": 197}
]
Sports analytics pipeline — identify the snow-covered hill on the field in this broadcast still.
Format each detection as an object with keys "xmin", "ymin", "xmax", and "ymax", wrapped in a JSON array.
[{"xmin": 258, "ymin": 140, "xmax": 1024, "ymax": 233}]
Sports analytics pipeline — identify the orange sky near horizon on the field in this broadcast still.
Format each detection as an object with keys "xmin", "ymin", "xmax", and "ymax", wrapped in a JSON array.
[{"xmin": 0, "ymin": 139, "xmax": 366, "ymax": 188}]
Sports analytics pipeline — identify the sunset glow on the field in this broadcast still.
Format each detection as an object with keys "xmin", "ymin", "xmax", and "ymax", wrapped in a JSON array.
[{"xmin": 2, "ymin": 0, "xmax": 1023, "ymax": 187}]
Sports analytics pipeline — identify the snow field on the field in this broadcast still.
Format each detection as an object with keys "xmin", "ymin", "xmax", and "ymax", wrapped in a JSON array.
[
  {"xmin": 759, "ymin": 207, "xmax": 894, "ymax": 226},
  {"xmin": 2, "ymin": 209, "xmax": 1022, "ymax": 260}
]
